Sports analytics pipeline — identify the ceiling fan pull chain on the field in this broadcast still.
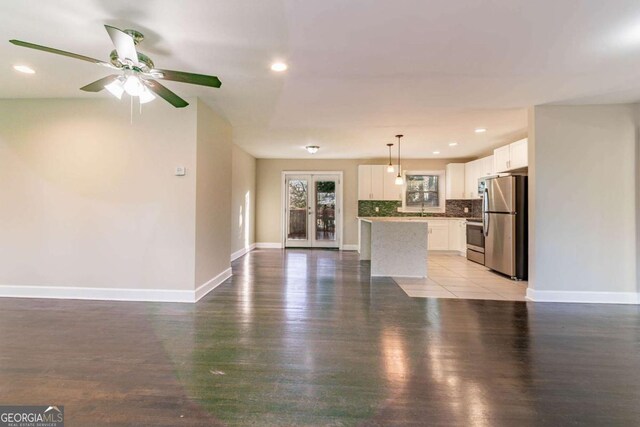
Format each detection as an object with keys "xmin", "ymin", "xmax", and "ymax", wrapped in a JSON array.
[{"xmin": 130, "ymin": 94, "xmax": 133, "ymax": 124}]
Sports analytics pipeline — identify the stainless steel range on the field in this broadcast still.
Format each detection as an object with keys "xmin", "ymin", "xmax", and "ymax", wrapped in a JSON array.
[{"xmin": 466, "ymin": 220, "xmax": 485, "ymax": 265}]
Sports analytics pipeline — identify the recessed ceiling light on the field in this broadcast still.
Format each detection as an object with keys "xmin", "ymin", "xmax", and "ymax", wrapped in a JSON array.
[
  {"xmin": 271, "ymin": 62, "xmax": 288, "ymax": 72},
  {"xmin": 433, "ymin": 151, "xmax": 440, "ymax": 155},
  {"xmin": 448, "ymin": 142, "xmax": 458, "ymax": 147},
  {"xmin": 475, "ymin": 128, "xmax": 487, "ymax": 133},
  {"xmin": 305, "ymin": 145, "xmax": 319, "ymax": 154},
  {"xmin": 13, "ymin": 65, "xmax": 35, "ymax": 74}
]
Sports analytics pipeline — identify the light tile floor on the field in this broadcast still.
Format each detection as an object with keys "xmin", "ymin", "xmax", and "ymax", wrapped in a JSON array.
[{"xmin": 393, "ymin": 253, "xmax": 528, "ymax": 301}]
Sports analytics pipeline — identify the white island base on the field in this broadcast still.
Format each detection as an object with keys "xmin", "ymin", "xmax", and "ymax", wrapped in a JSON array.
[{"xmin": 358, "ymin": 217, "xmax": 429, "ymax": 278}]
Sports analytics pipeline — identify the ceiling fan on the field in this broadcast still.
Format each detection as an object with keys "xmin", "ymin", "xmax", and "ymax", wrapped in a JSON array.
[{"xmin": 9, "ymin": 25, "xmax": 221, "ymax": 108}]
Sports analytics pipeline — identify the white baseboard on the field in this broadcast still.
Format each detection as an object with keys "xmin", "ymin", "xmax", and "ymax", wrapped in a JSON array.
[
  {"xmin": 230, "ymin": 243, "xmax": 256, "ymax": 262},
  {"xmin": 526, "ymin": 288, "xmax": 640, "ymax": 304},
  {"xmin": 0, "ymin": 284, "xmax": 195, "ymax": 303},
  {"xmin": 0, "ymin": 267, "xmax": 234, "ymax": 304},
  {"xmin": 195, "ymin": 267, "xmax": 233, "ymax": 302},
  {"xmin": 255, "ymin": 242, "xmax": 283, "ymax": 249},
  {"xmin": 342, "ymin": 244, "xmax": 359, "ymax": 251}
]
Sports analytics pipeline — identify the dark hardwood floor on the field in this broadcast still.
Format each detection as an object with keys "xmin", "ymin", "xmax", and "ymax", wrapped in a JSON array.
[{"xmin": 1, "ymin": 248, "xmax": 639, "ymax": 426}]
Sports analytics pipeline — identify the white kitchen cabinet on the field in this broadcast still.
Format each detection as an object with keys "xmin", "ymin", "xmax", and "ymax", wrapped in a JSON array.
[
  {"xmin": 428, "ymin": 222, "xmax": 450, "ymax": 251},
  {"xmin": 480, "ymin": 155, "xmax": 495, "ymax": 177},
  {"xmin": 383, "ymin": 166, "xmax": 402, "ymax": 201},
  {"xmin": 371, "ymin": 165, "xmax": 385, "ymax": 199},
  {"xmin": 494, "ymin": 138, "xmax": 528, "ymax": 172},
  {"xmin": 509, "ymin": 138, "xmax": 528, "ymax": 170},
  {"xmin": 464, "ymin": 155, "xmax": 497, "ymax": 199},
  {"xmin": 358, "ymin": 166, "xmax": 371, "ymax": 200},
  {"xmin": 494, "ymin": 145, "xmax": 510, "ymax": 173},
  {"xmin": 445, "ymin": 163, "xmax": 465, "ymax": 199},
  {"xmin": 464, "ymin": 159, "xmax": 480, "ymax": 199},
  {"xmin": 447, "ymin": 220, "xmax": 467, "ymax": 253},
  {"xmin": 358, "ymin": 165, "xmax": 386, "ymax": 200}
]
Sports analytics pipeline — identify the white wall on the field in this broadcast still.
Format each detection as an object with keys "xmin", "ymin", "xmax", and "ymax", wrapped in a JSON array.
[
  {"xmin": 528, "ymin": 104, "xmax": 638, "ymax": 303},
  {"xmin": 231, "ymin": 145, "xmax": 256, "ymax": 257},
  {"xmin": 0, "ymin": 99, "xmax": 198, "ymax": 292},
  {"xmin": 194, "ymin": 100, "xmax": 233, "ymax": 289},
  {"xmin": 0, "ymin": 98, "xmax": 237, "ymax": 302}
]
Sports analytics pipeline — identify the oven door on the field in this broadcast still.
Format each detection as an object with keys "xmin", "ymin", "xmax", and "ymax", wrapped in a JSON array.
[{"xmin": 466, "ymin": 223, "xmax": 485, "ymax": 253}]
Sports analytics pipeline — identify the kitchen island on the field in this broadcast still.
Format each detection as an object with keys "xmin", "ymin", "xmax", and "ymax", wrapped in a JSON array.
[{"xmin": 358, "ymin": 217, "xmax": 429, "ymax": 278}]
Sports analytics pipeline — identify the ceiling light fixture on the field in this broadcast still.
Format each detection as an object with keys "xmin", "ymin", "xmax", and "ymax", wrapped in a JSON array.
[
  {"xmin": 433, "ymin": 151, "xmax": 440, "ymax": 155},
  {"xmin": 395, "ymin": 135, "xmax": 404, "ymax": 185},
  {"xmin": 123, "ymin": 75, "xmax": 144, "ymax": 96},
  {"xmin": 475, "ymin": 128, "xmax": 487, "ymax": 133},
  {"xmin": 9, "ymin": 24, "xmax": 222, "ymax": 109},
  {"xmin": 448, "ymin": 142, "xmax": 458, "ymax": 147},
  {"xmin": 103, "ymin": 75, "xmax": 155, "ymax": 104},
  {"xmin": 386, "ymin": 143, "xmax": 395, "ymax": 173},
  {"xmin": 305, "ymin": 145, "xmax": 319, "ymax": 154},
  {"xmin": 13, "ymin": 65, "xmax": 35, "ymax": 74},
  {"xmin": 104, "ymin": 78, "xmax": 124, "ymax": 99},
  {"xmin": 138, "ymin": 86, "xmax": 156, "ymax": 104},
  {"xmin": 271, "ymin": 62, "xmax": 288, "ymax": 72}
]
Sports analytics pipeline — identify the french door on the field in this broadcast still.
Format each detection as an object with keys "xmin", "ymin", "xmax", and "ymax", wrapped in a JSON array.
[{"xmin": 284, "ymin": 173, "xmax": 341, "ymax": 248}]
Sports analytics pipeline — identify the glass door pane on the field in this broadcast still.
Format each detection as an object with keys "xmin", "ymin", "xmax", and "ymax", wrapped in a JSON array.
[
  {"xmin": 287, "ymin": 178, "xmax": 308, "ymax": 241},
  {"xmin": 315, "ymin": 180, "xmax": 336, "ymax": 241},
  {"xmin": 284, "ymin": 173, "xmax": 340, "ymax": 249}
]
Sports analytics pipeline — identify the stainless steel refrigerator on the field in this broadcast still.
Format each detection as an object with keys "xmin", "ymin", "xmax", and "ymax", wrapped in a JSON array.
[{"xmin": 482, "ymin": 176, "xmax": 528, "ymax": 280}]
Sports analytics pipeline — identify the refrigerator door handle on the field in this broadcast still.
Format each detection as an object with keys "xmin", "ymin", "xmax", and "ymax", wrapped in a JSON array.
[{"xmin": 483, "ymin": 188, "xmax": 489, "ymax": 237}]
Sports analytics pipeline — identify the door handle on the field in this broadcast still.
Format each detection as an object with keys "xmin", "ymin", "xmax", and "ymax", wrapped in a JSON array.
[{"xmin": 483, "ymin": 188, "xmax": 490, "ymax": 237}]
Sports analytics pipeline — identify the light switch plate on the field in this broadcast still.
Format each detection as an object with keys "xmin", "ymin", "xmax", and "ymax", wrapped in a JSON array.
[{"xmin": 175, "ymin": 166, "xmax": 186, "ymax": 176}]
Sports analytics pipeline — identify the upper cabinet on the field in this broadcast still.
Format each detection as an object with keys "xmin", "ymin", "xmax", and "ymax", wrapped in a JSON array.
[
  {"xmin": 479, "ymin": 155, "xmax": 495, "ymax": 178},
  {"xmin": 462, "ymin": 154, "xmax": 494, "ymax": 199},
  {"xmin": 358, "ymin": 165, "xmax": 401, "ymax": 201},
  {"xmin": 494, "ymin": 138, "xmax": 528, "ymax": 173},
  {"xmin": 445, "ymin": 163, "xmax": 465, "ymax": 199},
  {"xmin": 509, "ymin": 138, "xmax": 528, "ymax": 170},
  {"xmin": 358, "ymin": 165, "xmax": 373, "ymax": 200},
  {"xmin": 464, "ymin": 159, "xmax": 481, "ymax": 199},
  {"xmin": 494, "ymin": 145, "xmax": 510, "ymax": 173},
  {"xmin": 382, "ymin": 166, "xmax": 402, "ymax": 201}
]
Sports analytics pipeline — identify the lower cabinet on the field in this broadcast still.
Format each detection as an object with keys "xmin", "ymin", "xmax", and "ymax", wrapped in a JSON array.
[
  {"xmin": 447, "ymin": 219, "xmax": 467, "ymax": 252},
  {"xmin": 426, "ymin": 219, "xmax": 467, "ymax": 253},
  {"xmin": 427, "ymin": 222, "xmax": 450, "ymax": 251}
]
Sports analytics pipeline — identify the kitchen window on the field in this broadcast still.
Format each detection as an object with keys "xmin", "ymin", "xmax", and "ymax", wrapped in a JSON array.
[{"xmin": 401, "ymin": 171, "xmax": 446, "ymax": 213}]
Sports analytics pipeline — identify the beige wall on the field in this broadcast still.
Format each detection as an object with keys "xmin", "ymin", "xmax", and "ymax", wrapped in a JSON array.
[
  {"xmin": 0, "ymin": 99, "xmax": 198, "ymax": 290},
  {"xmin": 231, "ymin": 145, "xmax": 256, "ymax": 255},
  {"xmin": 255, "ymin": 158, "xmax": 465, "ymax": 245},
  {"xmin": 529, "ymin": 104, "xmax": 638, "ymax": 296},
  {"xmin": 194, "ymin": 100, "xmax": 233, "ymax": 287}
]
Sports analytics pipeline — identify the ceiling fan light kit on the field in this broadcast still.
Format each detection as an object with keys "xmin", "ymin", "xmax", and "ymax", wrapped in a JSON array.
[
  {"xmin": 104, "ymin": 79, "xmax": 124, "ymax": 99},
  {"xmin": 9, "ymin": 25, "xmax": 222, "ymax": 109}
]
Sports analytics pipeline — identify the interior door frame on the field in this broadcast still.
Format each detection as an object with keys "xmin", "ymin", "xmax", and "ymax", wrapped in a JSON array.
[{"xmin": 281, "ymin": 171, "xmax": 344, "ymax": 249}]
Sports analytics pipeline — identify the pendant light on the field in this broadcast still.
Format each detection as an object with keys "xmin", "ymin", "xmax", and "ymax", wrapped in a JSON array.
[
  {"xmin": 394, "ymin": 134, "xmax": 404, "ymax": 185},
  {"xmin": 386, "ymin": 143, "xmax": 395, "ymax": 173}
]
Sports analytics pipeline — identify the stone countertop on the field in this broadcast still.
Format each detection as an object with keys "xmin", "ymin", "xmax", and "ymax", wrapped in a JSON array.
[{"xmin": 358, "ymin": 216, "xmax": 475, "ymax": 222}]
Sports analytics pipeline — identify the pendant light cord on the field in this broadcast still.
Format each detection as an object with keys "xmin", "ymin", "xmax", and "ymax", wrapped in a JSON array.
[{"xmin": 396, "ymin": 135, "xmax": 403, "ymax": 177}]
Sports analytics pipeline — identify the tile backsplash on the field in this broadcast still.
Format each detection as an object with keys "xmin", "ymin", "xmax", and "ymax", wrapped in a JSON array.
[{"xmin": 359, "ymin": 199, "xmax": 483, "ymax": 218}]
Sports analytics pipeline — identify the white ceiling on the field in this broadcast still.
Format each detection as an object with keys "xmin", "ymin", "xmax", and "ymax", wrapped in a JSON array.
[{"xmin": 2, "ymin": 0, "xmax": 640, "ymax": 158}]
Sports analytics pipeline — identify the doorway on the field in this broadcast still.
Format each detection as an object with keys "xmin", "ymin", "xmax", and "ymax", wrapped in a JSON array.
[{"xmin": 283, "ymin": 172, "xmax": 342, "ymax": 248}]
